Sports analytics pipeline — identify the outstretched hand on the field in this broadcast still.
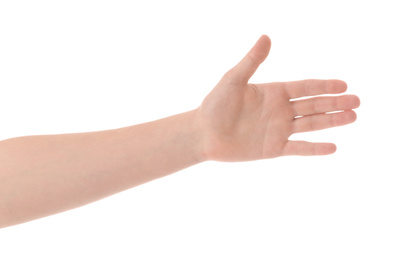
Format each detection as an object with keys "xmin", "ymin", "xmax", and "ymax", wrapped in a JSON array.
[{"xmin": 196, "ymin": 35, "xmax": 360, "ymax": 162}]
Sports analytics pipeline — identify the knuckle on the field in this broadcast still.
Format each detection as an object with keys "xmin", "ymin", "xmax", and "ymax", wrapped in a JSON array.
[
  {"xmin": 312, "ymin": 98, "xmax": 321, "ymax": 113},
  {"xmin": 221, "ymin": 68, "xmax": 243, "ymax": 85},
  {"xmin": 330, "ymin": 114, "xmax": 337, "ymax": 127},
  {"xmin": 309, "ymin": 116, "xmax": 318, "ymax": 131}
]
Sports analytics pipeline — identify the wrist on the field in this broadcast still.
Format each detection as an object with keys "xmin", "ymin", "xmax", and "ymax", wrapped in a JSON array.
[{"xmin": 187, "ymin": 109, "xmax": 209, "ymax": 163}]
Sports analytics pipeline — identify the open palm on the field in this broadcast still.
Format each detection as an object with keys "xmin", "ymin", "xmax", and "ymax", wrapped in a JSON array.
[{"xmin": 196, "ymin": 35, "xmax": 360, "ymax": 162}]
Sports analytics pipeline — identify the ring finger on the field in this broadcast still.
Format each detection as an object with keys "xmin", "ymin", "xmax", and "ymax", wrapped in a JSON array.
[{"xmin": 292, "ymin": 110, "xmax": 357, "ymax": 133}]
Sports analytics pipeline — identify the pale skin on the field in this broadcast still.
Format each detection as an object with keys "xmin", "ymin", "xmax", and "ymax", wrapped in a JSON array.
[{"xmin": 0, "ymin": 35, "xmax": 360, "ymax": 228}]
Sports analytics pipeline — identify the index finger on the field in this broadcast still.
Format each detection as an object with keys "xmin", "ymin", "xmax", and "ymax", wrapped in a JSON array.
[{"xmin": 284, "ymin": 79, "xmax": 348, "ymax": 99}]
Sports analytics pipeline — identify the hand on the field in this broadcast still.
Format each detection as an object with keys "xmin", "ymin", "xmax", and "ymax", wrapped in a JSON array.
[{"xmin": 196, "ymin": 35, "xmax": 360, "ymax": 162}]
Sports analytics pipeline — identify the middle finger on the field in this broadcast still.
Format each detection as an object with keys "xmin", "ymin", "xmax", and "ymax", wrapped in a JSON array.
[{"xmin": 291, "ymin": 95, "xmax": 360, "ymax": 116}]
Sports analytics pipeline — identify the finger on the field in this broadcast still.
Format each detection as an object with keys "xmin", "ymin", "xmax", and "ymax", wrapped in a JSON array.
[
  {"xmin": 283, "ymin": 141, "xmax": 336, "ymax": 156},
  {"xmin": 292, "ymin": 110, "xmax": 357, "ymax": 133},
  {"xmin": 292, "ymin": 95, "xmax": 360, "ymax": 116},
  {"xmin": 284, "ymin": 79, "xmax": 347, "ymax": 99},
  {"xmin": 229, "ymin": 35, "xmax": 271, "ymax": 83}
]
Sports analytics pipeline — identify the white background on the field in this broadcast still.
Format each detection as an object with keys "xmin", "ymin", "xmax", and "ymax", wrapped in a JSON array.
[{"xmin": 0, "ymin": 0, "xmax": 392, "ymax": 259}]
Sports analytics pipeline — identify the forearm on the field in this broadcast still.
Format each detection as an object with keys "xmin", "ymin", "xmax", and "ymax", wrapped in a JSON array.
[{"xmin": 0, "ymin": 109, "xmax": 205, "ymax": 228}]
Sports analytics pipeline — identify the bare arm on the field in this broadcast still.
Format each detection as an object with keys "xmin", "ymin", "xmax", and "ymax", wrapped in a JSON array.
[
  {"xmin": 0, "ymin": 35, "xmax": 360, "ymax": 228},
  {"xmin": 0, "ymin": 110, "xmax": 204, "ymax": 228}
]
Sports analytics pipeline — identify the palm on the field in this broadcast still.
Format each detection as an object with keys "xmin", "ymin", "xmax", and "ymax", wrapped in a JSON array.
[
  {"xmin": 196, "ymin": 35, "xmax": 360, "ymax": 162},
  {"xmin": 198, "ymin": 82, "xmax": 292, "ymax": 161},
  {"xmin": 245, "ymin": 83, "xmax": 295, "ymax": 159}
]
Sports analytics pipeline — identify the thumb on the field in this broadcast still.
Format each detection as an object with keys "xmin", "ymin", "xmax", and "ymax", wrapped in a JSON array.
[{"xmin": 230, "ymin": 35, "xmax": 271, "ymax": 83}]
